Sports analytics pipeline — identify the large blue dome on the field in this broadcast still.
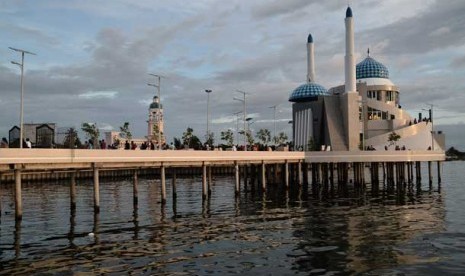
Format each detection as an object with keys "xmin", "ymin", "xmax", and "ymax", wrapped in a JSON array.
[
  {"xmin": 356, "ymin": 56, "xmax": 389, "ymax": 79},
  {"xmin": 289, "ymin": 82, "xmax": 328, "ymax": 102}
]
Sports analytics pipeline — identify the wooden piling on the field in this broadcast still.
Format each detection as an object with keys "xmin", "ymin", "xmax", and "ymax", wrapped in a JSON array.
[
  {"xmin": 298, "ymin": 161, "xmax": 302, "ymax": 186},
  {"xmin": 172, "ymin": 170, "xmax": 177, "ymax": 199},
  {"xmin": 235, "ymin": 162, "xmax": 240, "ymax": 196},
  {"xmin": 161, "ymin": 164, "xmax": 166, "ymax": 204},
  {"xmin": 284, "ymin": 160, "xmax": 289, "ymax": 189},
  {"xmin": 428, "ymin": 161, "xmax": 433, "ymax": 184},
  {"xmin": 93, "ymin": 163, "xmax": 100, "ymax": 213},
  {"xmin": 261, "ymin": 161, "xmax": 266, "ymax": 192},
  {"xmin": 437, "ymin": 161, "xmax": 442, "ymax": 184},
  {"xmin": 133, "ymin": 170, "xmax": 138, "ymax": 205},
  {"xmin": 202, "ymin": 162, "xmax": 207, "ymax": 200},
  {"xmin": 14, "ymin": 169, "xmax": 22, "ymax": 220},
  {"xmin": 208, "ymin": 165, "xmax": 212, "ymax": 196},
  {"xmin": 70, "ymin": 171, "xmax": 77, "ymax": 209}
]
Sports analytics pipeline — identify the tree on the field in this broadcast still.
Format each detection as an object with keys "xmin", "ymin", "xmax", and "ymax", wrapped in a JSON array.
[
  {"xmin": 275, "ymin": 132, "xmax": 288, "ymax": 146},
  {"xmin": 119, "ymin": 122, "xmax": 132, "ymax": 140},
  {"xmin": 221, "ymin": 129, "xmax": 234, "ymax": 146},
  {"xmin": 307, "ymin": 137, "xmax": 317, "ymax": 151},
  {"xmin": 182, "ymin": 127, "xmax": 194, "ymax": 147},
  {"xmin": 64, "ymin": 127, "xmax": 82, "ymax": 148},
  {"xmin": 239, "ymin": 130, "xmax": 254, "ymax": 147},
  {"xmin": 256, "ymin": 128, "xmax": 271, "ymax": 146},
  {"xmin": 205, "ymin": 132, "xmax": 215, "ymax": 147},
  {"xmin": 388, "ymin": 132, "xmax": 401, "ymax": 146},
  {"xmin": 173, "ymin": 137, "xmax": 181, "ymax": 149},
  {"xmin": 81, "ymin": 123, "xmax": 100, "ymax": 148},
  {"xmin": 152, "ymin": 124, "xmax": 164, "ymax": 144}
]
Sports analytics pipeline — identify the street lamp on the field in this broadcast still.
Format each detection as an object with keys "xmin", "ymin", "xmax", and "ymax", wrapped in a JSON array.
[
  {"xmin": 233, "ymin": 111, "xmax": 242, "ymax": 145},
  {"xmin": 148, "ymin": 73, "xmax": 165, "ymax": 150},
  {"xmin": 269, "ymin": 105, "xmax": 277, "ymax": 145},
  {"xmin": 234, "ymin": 90, "xmax": 248, "ymax": 151},
  {"xmin": 205, "ymin": 89, "xmax": 212, "ymax": 147},
  {"xmin": 9, "ymin": 47, "xmax": 36, "ymax": 148}
]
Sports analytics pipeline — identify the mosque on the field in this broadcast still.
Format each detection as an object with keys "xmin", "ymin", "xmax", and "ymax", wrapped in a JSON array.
[{"xmin": 289, "ymin": 7, "xmax": 445, "ymax": 151}]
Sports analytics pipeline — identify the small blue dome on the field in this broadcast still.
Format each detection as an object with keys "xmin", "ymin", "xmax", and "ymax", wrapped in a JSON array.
[
  {"xmin": 356, "ymin": 56, "xmax": 389, "ymax": 79},
  {"xmin": 346, "ymin": 7, "xmax": 353, "ymax": 18},
  {"xmin": 289, "ymin": 82, "xmax": 328, "ymax": 102}
]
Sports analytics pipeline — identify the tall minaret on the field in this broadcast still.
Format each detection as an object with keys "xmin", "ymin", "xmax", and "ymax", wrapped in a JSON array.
[
  {"xmin": 307, "ymin": 34, "xmax": 315, "ymax": 83},
  {"xmin": 344, "ymin": 6, "xmax": 356, "ymax": 93},
  {"xmin": 342, "ymin": 6, "xmax": 360, "ymax": 151}
]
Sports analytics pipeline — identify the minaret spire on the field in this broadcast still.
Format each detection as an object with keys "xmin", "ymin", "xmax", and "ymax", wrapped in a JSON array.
[
  {"xmin": 307, "ymin": 33, "xmax": 315, "ymax": 83},
  {"xmin": 344, "ymin": 6, "xmax": 356, "ymax": 93}
]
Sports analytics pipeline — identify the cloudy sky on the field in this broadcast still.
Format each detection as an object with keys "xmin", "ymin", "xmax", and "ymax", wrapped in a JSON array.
[{"xmin": 1, "ymin": 0, "xmax": 465, "ymax": 148}]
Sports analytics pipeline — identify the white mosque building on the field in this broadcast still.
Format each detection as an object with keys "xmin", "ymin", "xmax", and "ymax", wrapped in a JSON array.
[{"xmin": 289, "ymin": 7, "xmax": 445, "ymax": 151}]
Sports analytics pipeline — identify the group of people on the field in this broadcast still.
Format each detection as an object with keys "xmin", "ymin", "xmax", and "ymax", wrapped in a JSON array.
[{"xmin": 0, "ymin": 137, "xmax": 32, "ymax": 148}]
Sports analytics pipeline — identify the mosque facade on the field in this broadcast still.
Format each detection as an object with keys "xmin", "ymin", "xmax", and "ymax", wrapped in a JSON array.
[{"xmin": 289, "ymin": 7, "xmax": 445, "ymax": 151}]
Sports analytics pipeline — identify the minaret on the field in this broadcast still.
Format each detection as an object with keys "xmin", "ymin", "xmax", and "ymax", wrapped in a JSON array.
[
  {"xmin": 344, "ymin": 6, "xmax": 356, "ymax": 93},
  {"xmin": 342, "ymin": 6, "xmax": 360, "ymax": 151},
  {"xmin": 307, "ymin": 34, "xmax": 315, "ymax": 83}
]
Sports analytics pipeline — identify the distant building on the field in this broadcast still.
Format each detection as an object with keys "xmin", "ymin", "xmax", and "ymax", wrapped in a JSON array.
[
  {"xmin": 289, "ymin": 7, "xmax": 445, "ymax": 151},
  {"xmin": 9, "ymin": 123, "xmax": 56, "ymax": 148},
  {"xmin": 147, "ymin": 96, "xmax": 165, "ymax": 146}
]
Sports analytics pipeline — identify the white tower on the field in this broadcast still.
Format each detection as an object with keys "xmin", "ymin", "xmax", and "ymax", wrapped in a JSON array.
[
  {"xmin": 307, "ymin": 34, "xmax": 315, "ymax": 83},
  {"xmin": 147, "ymin": 96, "xmax": 165, "ymax": 145},
  {"xmin": 344, "ymin": 7, "xmax": 356, "ymax": 94},
  {"xmin": 342, "ymin": 6, "xmax": 360, "ymax": 150}
]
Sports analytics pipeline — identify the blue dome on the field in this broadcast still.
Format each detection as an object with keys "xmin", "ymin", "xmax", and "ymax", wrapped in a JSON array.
[
  {"xmin": 356, "ymin": 56, "xmax": 389, "ymax": 79},
  {"xmin": 289, "ymin": 82, "xmax": 328, "ymax": 102}
]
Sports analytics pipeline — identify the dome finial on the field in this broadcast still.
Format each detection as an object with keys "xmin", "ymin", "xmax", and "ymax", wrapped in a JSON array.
[
  {"xmin": 346, "ymin": 6, "xmax": 353, "ymax": 17},
  {"xmin": 367, "ymin": 48, "xmax": 370, "ymax": 57},
  {"xmin": 307, "ymin": 33, "xmax": 313, "ymax": 43}
]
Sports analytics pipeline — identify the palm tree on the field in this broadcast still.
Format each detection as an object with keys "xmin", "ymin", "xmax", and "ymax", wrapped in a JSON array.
[
  {"xmin": 81, "ymin": 122, "xmax": 100, "ymax": 148},
  {"xmin": 119, "ymin": 122, "xmax": 132, "ymax": 140},
  {"xmin": 64, "ymin": 127, "xmax": 81, "ymax": 148},
  {"xmin": 221, "ymin": 129, "xmax": 234, "ymax": 146},
  {"xmin": 256, "ymin": 128, "xmax": 271, "ymax": 146},
  {"xmin": 275, "ymin": 132, "xmax": 288, "ymax": 146}
]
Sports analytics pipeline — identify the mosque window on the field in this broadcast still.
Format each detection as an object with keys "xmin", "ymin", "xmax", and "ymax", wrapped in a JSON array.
[
  {"xmin": 386, "ymin": 91, "xmax": 395, "ymax": 102},
  {"xmin": 367, "ymin": 107, "xmax": 385, "ymax": 120}
]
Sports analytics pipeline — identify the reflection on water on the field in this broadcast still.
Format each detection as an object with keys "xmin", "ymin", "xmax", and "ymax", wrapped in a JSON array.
[{"xmin": 0, "ymin": 162, "xmax": 462, "ymax": 275}]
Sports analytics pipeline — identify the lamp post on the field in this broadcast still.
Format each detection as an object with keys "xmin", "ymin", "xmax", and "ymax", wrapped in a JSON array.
[
  {"xmin": 233, "ymin": 111, "xmax": 242, "ymax": 146},
  {"xmin": 269, "ymin": 105, "xmax": 277, "ymax": 145},
  {"xmin": 205, "ymin": 89, "xmax": 212, "ymax": 147},
  {"xmin": 9, "ymin": 47, "xmax": 36, "ymax": 148},
  {"xmin": 234, "ymin": 90, "xmax": 247, "ymax": 151},
  {"xmin": 148, "ymin": 73, "xmax": 165, "ymax": 150}
]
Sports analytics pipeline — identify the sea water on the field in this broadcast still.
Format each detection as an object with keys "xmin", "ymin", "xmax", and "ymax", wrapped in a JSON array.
[{"xmin": 0, "ymin": 161, "xmax": 464, "ymax": 275}]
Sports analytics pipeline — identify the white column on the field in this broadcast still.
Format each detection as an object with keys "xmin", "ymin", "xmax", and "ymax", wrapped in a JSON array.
[
  {"xmin": 307, "ymin": 34, "xmax": 315, "ymax": 83},
  {"xmin": 344, "ymin": 7, "xmax": 356, "ymax": 94}
]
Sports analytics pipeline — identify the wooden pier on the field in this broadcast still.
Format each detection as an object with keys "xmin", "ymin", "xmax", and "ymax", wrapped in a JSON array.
[{"xmin": 0, "ymin": 149, "xmax": 445, "ymax": 220}]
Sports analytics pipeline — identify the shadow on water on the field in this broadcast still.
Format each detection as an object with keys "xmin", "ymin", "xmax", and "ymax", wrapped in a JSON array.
[{"xmin": 0, "ymin": 168, "xmax": 450, "ymax": 275}]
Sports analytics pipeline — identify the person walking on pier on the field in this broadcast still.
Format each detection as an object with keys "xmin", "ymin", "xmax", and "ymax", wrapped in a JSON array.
[{"xmin": 1, "ymin": 137, "xmax": 8, "ymax": 148}]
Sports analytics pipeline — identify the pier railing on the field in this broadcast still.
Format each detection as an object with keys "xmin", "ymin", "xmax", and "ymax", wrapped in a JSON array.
[{"xmin": 0, "ymin": 149, "xmax": 444, "ymax": 170}]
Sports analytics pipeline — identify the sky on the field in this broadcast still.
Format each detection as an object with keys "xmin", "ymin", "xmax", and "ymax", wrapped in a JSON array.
[{"xmin": 1, "ymin": 0, "xmax": 465, "ymax": 149}]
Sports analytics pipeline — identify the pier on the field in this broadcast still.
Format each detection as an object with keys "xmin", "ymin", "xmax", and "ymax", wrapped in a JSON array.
[{"xmin": 0, "ymin": 149, "xmax": 445, "ymax": 220}]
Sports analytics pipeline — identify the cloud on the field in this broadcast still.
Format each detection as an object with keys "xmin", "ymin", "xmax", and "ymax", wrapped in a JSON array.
[{"xmin": 79, "ymin": 91, "xmax": 118, "ymax": 99}]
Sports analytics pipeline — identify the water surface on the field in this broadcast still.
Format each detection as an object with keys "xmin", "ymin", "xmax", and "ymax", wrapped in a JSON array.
[{"xmin": 0, "ymin": 162, "xmax": 463, "ymax": 275}]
